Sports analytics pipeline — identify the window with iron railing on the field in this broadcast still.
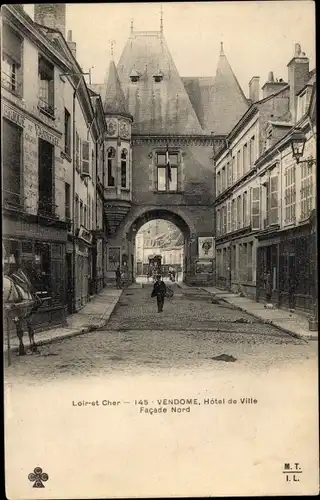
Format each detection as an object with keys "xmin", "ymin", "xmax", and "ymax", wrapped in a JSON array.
[
  {"xmin": 38, "ymin": 56, "xmax": 54, "ymax": 117},
  {"xmin": 1, "ymin": 24, "xmax": 23, "ymax": 96}
]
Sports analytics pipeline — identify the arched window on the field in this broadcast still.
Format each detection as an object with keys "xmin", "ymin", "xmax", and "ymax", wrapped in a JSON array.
[
  {"xmin": 121, "ymin": 149, "xmax": 128, "ymax": 188},
  {"xmin": 107, "ymin": 147, "xmax": 115, "ymax": 187}
]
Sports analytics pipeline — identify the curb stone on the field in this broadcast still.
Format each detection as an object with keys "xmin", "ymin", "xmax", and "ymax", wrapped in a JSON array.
[
  {"xmin": 196, "ymin": 287, "xmax": 317, "ymax": 342},
  {"xmin": 4, "ymin": 292, "xmax": 122, "ymax": 355}
]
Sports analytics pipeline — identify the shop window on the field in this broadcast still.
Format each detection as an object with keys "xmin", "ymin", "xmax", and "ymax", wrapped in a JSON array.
[
  {"xmin": 38, "ymin": 56, "xmax": 54, "ymax": 117},
  {"xmin": 38, "ymin": 139, "xmax": 54, "ymax": 216},
  {"xmin": 34, "ymin": 242, "xmax": 51, "ymax": 294},
  {"xmin": 121, "ymin": 149, "xmax": 128, "ymax": 188},
  {"xmin": 107, "ymin": 147, "xmax": 116, "ymax": 187},
  {"xmin": 2, "ymin": 118, "xmax": 22, "ymax": 207},
  {"xmin": 1, "ymin": 23, "xmax": 22, "ymax": 95}
]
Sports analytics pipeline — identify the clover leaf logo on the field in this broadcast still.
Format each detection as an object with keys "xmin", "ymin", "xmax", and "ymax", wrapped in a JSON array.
[{"xmin": 28, "ymin": 467, "xmax": 49, "ymax": 488}]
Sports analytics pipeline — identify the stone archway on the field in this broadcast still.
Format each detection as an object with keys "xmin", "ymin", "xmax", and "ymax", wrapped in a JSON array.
[{"xmin": 125, "ymin": 208, "xmax": 196, "ymax": 283}]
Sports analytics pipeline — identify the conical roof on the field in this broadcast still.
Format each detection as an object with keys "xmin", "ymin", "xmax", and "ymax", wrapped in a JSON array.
[
  {"xmin": 203, "ymin": 43, "xmax": 249, "ymax": 135},
  {"xmin": 103, "ymin": 59, "xmax": 130, "ymax": 115},
  {"xmin": 116, "ymin": 31, "xmax": 203, "ymax": 134}
]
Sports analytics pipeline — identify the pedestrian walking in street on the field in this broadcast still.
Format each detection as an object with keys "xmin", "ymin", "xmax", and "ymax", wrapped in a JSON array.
[
  {"xmin": 115, "ymin": 266, "xmax": 122, "ymax": 289},
  {"xmin": 151, "ymin": 275, "xmax": 167, "ymax": 313}
]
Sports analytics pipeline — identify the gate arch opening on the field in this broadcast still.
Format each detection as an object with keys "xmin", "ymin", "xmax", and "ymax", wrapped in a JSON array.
[{"xmin": 128, "ymin": 209, "xmax": 193, "ymax": 283}]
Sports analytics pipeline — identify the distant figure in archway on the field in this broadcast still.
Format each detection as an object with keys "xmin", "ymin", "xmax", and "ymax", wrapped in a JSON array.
[{"xmin": 151, "ymin": 275, "xmax": 167, "ymax": 313}]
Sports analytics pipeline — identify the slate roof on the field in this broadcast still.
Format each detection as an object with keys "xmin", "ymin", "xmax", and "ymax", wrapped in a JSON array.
[
  {"xmin": 202, "ymin": 44, "xmax": 249, "ymax": 135},
  {"xmin": 182, "ymin": 77, "xmax": 214, "ymax": 129},
  {"xmin": 116, "ymin": 31, "xmax": 204, "ymax": 134},
  {"xmin": 103, "ymin": 60, "xmax": 130, "ymax": 116}
]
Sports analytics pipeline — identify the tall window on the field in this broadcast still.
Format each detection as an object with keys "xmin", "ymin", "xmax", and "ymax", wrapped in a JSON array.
[
  {"xmin": 300, "ymin": 163, "xmax": 313, "ymax": 221},
  {"xmin": 243, "ymin": 191, "xmax": 248, "ymax": 226},
  {"xmin": 236, "ymin": 150, "xmax": 241, "ymax": 179},
  {"xmin": 222, "ymin": 205, "xmax": 227, "ymax": 235},
  {"xmin": 251, "ymin": 186, "xmax": 261, "ymax": 229},
  {"xmin": 84, "ymin": 204, "xmax": 87, "ymax": 228},
  {"xmin": 121, "ymin": 149, "xmax": 128, "ymax": 188},
  {"xmin": 267, "ymin": 175, "xmax": 279, "ymax": 225},
  {"xmin": 237, "ymin": 196, "xmax": 242, "ymax": 228},
  {"xmin": 221, "ymin": 167, "xmax": 226, "ymax": 192},
  {"xmin": 107, "ymin": 147, "xmax": 116, "ymax": 187},
  {"xmin": 227, "ymin": 200, "xmax": 231, "ymax": 233},
  {"xmin": 249, "ymin": 136, "xmax": 255, "ymax": 167},
  {"xmin": 75, "ymin": 195, "xmax": 79, "ymax": 228},
  {"xmin": 216, "ymin": 209, "xmax": 221, "ymax": 236},
  {"xmin": 64, "ymin": 108, "xmax": 71, "ymax": 155},
  {"xmin": 156, "ymin": 152, "xmax": 178, "ymax": 192},
  {"xmin": 227, "ymin": 161, "xmax": 232, "ymax": 187},
  {"xmin": 2, "ymin": 118, "xmax": 22, "ymax": 207},
  {"xmin": 80, "ymin": 200, "xmax": 84, "ymax": 226},
  {"xmin": 284, "ymin": 166, "xmax": 296, "ymax": 223},
  {"xmin": 65, "ymin": 183, "xmax": 71, "ymax": 219},
  {"xmin": 75, "ymin": 131, "xmax": 81, "ymax": 172},
  {"xmin": 232, "ymin": 199, "xmax": 236, "ymax": 231},
  {"xmin": 38, "ymin": 56, "xmax": 54, "ymax": 116},
  {"xmin": 38, "ymin": 139, "xmax": 54, "ymax": 215},
  {"xmin": 2, "ymin": 23, "xmax": 22, "ymax": 95},
  {"xmin": 243, "ymin": 143, "xmax": 248, "ymax": 174},
  {"xmin": 216, "ymin": 171, "xmax": 221, "ymax": 195}
]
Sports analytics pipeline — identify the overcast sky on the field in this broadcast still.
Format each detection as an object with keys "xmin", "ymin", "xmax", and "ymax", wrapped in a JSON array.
[{"xmin": 24, "ymin": 2, "xmax": 315, "ymax": 97}]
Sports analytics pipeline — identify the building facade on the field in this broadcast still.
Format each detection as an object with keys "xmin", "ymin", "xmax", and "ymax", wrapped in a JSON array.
[
  {"xmin": 2, "ymin": 5, "xmax": 106, "ymax": 328},
  {"xmin": 214, "ymin": 43, "xmax": 316, "ymax": 314}
]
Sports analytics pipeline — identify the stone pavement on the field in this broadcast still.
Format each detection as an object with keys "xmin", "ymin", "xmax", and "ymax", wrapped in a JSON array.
[
  {"xmin": 178, "ymin": 282, "xmax": 318, "ymax": 341},
  {"xmin": 4, "ymin": 287, "xmax": 123, "ymax": 355}
]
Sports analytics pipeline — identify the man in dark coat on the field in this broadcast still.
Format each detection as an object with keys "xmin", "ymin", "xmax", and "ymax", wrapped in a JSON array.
[
  {"xmin": 151, "ymin": 275, "xmax": 167, "ymax": 313},
  {"xmin": 115, "ymin": 266, "xmax": 121, "ymax": 289}
]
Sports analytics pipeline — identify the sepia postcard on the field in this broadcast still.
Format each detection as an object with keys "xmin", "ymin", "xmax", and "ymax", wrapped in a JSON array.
[{"xmin": 2, "ymin": 1, "xmax": 318, "ymax": 498}]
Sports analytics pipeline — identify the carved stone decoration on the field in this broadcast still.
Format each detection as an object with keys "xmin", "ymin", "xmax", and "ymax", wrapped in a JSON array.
[
  {"xmin": 131, "ymin": 136, "xmax": 223, "ymax": 147},
  {"xmin": 119, "ymin": 120, "xmax": 130, "ymax": 139},
  {"xmin": 106, "ymin": 119, "xmax": 118, "ymax": 136}
]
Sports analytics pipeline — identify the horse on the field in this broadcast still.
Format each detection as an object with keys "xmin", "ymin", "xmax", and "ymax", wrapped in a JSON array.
[{"xmin": 3, "ymin": 268, "xmax": 42, "ymax": 356}]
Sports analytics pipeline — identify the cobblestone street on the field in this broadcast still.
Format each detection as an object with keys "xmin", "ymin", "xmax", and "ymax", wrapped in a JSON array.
[{"xmin": 5, "ymin": 284, "xmax": 316, "ymax": 384}]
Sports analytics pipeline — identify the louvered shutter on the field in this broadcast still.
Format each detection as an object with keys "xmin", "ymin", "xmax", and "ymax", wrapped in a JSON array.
[
  {"xmin": 251, "ymin": 187, "xmax": 260, "ymax": 230},
  {"xmin": 82, "ymin": 141, "xmax": 90, "ymax": 175}
]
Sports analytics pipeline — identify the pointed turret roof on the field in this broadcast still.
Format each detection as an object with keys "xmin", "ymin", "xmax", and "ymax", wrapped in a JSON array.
[
  {"xmin": 116, "ymin": 30, "xmax": 203, "ymax": 134},
  {"xmin": 103, "ymin": 59, "xmax": 130, "ymax": 116},
  {"xmin": 203, "ymin": 43, "xmax": 249, "ymax": 135}
]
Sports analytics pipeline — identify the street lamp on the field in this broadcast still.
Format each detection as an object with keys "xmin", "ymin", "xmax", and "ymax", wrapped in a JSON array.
[{"xmin": 291, "ymin": 130, "xmax": 316, "ymax": 167}]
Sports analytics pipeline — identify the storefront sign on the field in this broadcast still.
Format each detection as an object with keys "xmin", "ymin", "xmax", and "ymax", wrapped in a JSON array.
[
  {"xmin": 198, "ymin": 237, "xmax": 215, "ymax": 259},
  {"xmin": 35, "ymin": 123, "xmax": 60, "ymax": 147},
  {"xmin": 3, "ymin": 104, "xmax": 25, "ymax": 127},
  {"xmin": 3, "ymin": 218, "xmax": 67, "ymax": 242}
]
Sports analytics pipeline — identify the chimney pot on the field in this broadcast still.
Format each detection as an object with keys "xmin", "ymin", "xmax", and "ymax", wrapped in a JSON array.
[
  {"xmin": 268, "ymin": 71, "xmax": 274, "ymax": 82},
  {"xmin": 295, "ymin": 43, "xmax": 301, "ymax": 56}
]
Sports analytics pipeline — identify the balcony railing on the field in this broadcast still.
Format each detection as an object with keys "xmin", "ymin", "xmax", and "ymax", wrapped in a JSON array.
[
  {"xmin": 37, "ymin": 198, "xmax": 57, "ymax": 218},
  {"xmin": 1, "ymin": 70, "xmax": 22, "ymax": 95},
  {"xmin": 38, "ymin": 97, "xmax": 55, "ymax": 118}
]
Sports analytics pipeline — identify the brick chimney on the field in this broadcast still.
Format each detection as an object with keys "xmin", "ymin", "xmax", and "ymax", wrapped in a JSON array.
[
  {"xmin": 67, "ymin": 30, "xmax": 77, "ymax": 59},
  {"xmin": 249, "ymin": 76, "xmax": 260, "ymax": 102},
  {"xmin": 287, "ymin": 43, "xmax": 310, "ymax": 123},
  {"xmin": 34, "ymin": 4, "xmax": 66, "ymax": 38},
  {"xmin": 262, "ymin": 71, "xmax": 287, "ymax": 98}
]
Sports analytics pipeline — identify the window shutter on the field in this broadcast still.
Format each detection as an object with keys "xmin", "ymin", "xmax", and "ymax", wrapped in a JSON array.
[
  {"xmin": 227, "ymin": 200, "xmax": 231, "ymax": 233},
  {"xmin": 251, "ymin": 187, "xmax": 260, "ymax": 230},
  {"xmin": 269, "ymin": 176, "xmax": 278, "ymax": 224},
  {"xmin": 82, "ymin": 141, "xmax": 90, "ymax": 175}
]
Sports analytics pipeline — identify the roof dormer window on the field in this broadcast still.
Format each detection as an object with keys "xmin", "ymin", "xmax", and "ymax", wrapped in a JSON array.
[
  {"xmin": 153, "ymin": 69, "xmax": 164, "ymax": 83},
  {"xmin": 130, "ymin": 68, "xmax": 140, "ymax": 83}
]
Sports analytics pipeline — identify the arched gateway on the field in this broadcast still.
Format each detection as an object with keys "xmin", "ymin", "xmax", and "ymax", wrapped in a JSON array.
[{"xmin": 90, "ymin": 28, "xmax": 249, "ymax": 285}]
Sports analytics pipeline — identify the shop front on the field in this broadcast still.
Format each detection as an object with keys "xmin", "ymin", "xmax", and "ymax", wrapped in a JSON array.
[{"xmin": 3, "ymin": 216, "xmax": 67, "ymax": 331}]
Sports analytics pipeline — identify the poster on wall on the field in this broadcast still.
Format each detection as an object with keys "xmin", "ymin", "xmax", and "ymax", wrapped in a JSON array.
[
  {"xmin": 198, "ymin": 237, "xmax": 215, "ymax": 259},
  {"xmin": 195, "ymin": 259, "xmax": 213, "ymax": 274},
  {"xmin": 108, "ymin": 247, "xmax": 120, "ymax": 270}
]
